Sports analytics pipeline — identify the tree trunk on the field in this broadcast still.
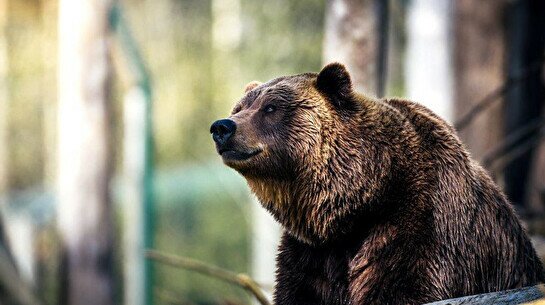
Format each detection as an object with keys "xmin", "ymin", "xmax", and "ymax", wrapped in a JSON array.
[
  {"xmin": 453, "ymin": 0, "xmax": 507, "ymax": 163},
  {"xmin": 405, "ymin": 0, "xmax": 453, "ymax": 122},
  {"xmin": 57, "ymin": 0, "xmax": 115, "ymax": 303},
  {"xmin": 503, "ymin": 0, "xmax": 545, "ymax": 211},
  {"xmin": 323, "ymin": 0, "xmax": 381, "ymax": 96}
]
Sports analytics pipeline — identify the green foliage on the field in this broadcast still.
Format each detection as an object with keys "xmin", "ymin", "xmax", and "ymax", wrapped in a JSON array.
[
  {"xmin": 240, "ymin": 0, "xmax": 325, "ymax": 80},
  {"xmin": 126, "ymin": 0, "xmax": 324, "ymax": 168},
  {"xmin": 4, "ymin": 0, "xmax": 325, "ymax": 303},
  {"xmin": 153, "ymin": 163, "xmax": 251, "ymax": 304},
  {"xmin": 122, "ymin": 2, "xmax": 325, "ymax": 300}
]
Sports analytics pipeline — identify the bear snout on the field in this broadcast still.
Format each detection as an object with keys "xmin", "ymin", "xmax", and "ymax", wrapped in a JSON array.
[{"xmin": 210, "ymin": 118, "xmax": 237, "ymax": 146}]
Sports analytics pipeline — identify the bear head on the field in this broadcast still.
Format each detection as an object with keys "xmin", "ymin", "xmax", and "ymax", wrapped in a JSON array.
[{"xmin": 210, "ymin": 63, "xmax": 393, "ymax": 245}]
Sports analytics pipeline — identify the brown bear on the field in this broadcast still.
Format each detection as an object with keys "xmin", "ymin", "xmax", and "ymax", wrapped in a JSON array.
[{"xmin": 210, "ymin": 63, "xmax": 545, "ymax": 305}]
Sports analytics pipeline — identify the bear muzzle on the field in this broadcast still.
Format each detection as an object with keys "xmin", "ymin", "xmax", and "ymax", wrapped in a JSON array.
[
  {"xmin": 210, "ymin": 118, "xmax": 262, "ymax": 162},
  {"xmin": 210, "ymin": 118, "xmax": 236, "ymax": 146}
]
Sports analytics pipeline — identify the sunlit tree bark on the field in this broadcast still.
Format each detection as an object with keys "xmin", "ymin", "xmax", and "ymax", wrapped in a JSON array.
[
  {"xmin": 57, "ymin": 0, "xmax": 115, "ymax": 304},
  {"xmin": 405, "ymin": 0, "xmax": 453, "ymax": 122},
  {"xmin": 323, "ymin": 0, "xmax": 380, "ymax": 96}
]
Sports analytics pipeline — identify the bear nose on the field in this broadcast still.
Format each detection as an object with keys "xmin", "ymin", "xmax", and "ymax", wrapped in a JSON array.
[{"xmin": 210, "ymin": 119, "xmax": 237, "ymax": 145}]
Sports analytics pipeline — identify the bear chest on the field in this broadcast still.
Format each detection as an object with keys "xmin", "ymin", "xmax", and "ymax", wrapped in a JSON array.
[{"xmin": 280, "ymin": 238, "xmax": 359, "ymax": 305}]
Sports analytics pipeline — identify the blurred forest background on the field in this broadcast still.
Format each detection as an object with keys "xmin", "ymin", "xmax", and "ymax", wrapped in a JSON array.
[{"xmin": 0, "ymin": 0, "xmax": 544, "ymax": 305}]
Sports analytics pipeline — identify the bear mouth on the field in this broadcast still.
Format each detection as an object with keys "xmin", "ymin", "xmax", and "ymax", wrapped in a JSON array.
[{"xmin": 219, "ymin": 148, "xmax": 262, "ymax": 161}]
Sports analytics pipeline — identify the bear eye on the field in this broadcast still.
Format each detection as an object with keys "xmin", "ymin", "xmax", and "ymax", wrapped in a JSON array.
[
  {"xmin": 263, "ymin": 104, "xmax": 277, "ymax": 114},
  {"xmin": 232, "ymin": 105, "xmax": 242, "ymax": 114}
]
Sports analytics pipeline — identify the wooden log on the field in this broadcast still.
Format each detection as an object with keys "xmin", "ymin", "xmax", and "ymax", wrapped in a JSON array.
[{"xmin": 426, "ymin": 285, "xmax": 545, "ymax": 305}]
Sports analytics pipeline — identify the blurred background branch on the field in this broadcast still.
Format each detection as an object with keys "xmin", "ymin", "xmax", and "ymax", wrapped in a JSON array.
[
  {"xmin": 455, "ymin": 60, "xmax": 545, "ymax": 131},
  {"xmin": 146, "ymin": 250, "xmax": 270, "ymax": 305}
]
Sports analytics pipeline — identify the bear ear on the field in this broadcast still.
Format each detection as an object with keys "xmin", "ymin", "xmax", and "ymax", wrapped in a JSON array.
[
  {"xmin": 316, "ymin": 62, "xmax": 353, "ymax": 100},
  {"xmin": 244, "ymin": 81, "xmax": 262, "ymax": 93}
]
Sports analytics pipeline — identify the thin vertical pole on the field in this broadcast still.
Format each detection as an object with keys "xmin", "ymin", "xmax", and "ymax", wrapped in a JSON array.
[{"xmin": 109, "ymin": 5, "xmax": 154, "ymax": 305}]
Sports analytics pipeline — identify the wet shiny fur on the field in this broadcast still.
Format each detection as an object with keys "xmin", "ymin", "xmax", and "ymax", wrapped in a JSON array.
[{"xmin": 213, "ymin": 63, "xmax": 544, "ymax": 304}]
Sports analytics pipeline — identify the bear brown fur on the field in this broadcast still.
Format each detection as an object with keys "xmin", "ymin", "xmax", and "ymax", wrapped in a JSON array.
[{"xmin": 210, "ymin": 63, "xmax": 545, "ymax": 304}]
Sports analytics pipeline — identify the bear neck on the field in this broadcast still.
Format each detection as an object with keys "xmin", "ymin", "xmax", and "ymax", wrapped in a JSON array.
[
  {"xmin": 293, "ymin": 102, "xmax": 400, "ymax": 245},
  {"xmin": 249, "ymin": 99, "xmax": 422, "ymax": 246}
]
